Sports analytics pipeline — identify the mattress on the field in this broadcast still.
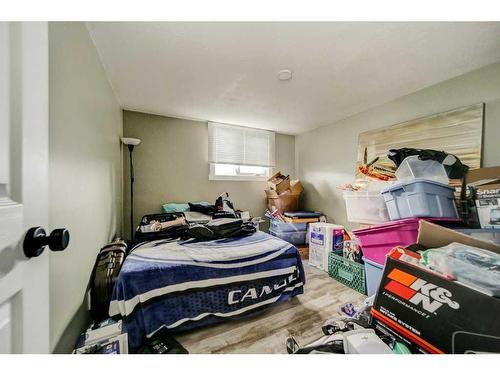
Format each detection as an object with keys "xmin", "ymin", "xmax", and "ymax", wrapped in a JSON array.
[{"xmin": 109, "ymin": 231, "xmax": 305, "ymax": 349}]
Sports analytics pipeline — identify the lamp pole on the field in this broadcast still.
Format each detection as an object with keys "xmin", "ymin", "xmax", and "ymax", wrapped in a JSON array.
[
  {"xmin": 121, "ymin": 138, "xmax": 141, "ymax": 242},
  {"xmin": 128, "ymin": 144, "xmax": 135, "ymax": 241}
]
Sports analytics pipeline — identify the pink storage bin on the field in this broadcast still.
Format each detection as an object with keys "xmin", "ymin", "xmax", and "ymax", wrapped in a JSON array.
[{"xmin": 352, "ymin": 218, "xmax": 459, "ymax": 265}]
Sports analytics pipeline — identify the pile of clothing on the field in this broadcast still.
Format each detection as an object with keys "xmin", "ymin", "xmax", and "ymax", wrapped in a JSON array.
[
  {"xmin": 286, "ymin": 297, "xmax": 404, "ymax": 354},
  {"xmin": 135, "ymin": 192, "xmax": 259, "ymax": 242}
]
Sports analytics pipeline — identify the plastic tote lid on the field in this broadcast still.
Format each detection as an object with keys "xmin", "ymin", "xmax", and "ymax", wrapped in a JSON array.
[{"xmin": 380, "ymin": 178, "xmax": 455, "ymax": 194}]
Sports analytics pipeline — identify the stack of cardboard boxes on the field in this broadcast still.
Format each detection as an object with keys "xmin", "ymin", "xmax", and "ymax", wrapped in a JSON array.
[
  {"xmin": 265, "ymin": 172, "xmax": 304, "ymax": 212},
  {"xmin": 265, "ymin": 172, "xmax": 317, "ymax": 260}
]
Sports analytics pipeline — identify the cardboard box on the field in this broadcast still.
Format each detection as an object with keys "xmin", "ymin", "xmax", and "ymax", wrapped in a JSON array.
[
  {"xmin": 264, "ymin": 189, "xmax": 279, "ymax": 198},
  {"xmin": 267, "ymin": 172, "xmax": 291, "ymax": 195},
  {"xmin": 266, "ymin": 193, "xmax": 299, "ymax": 212},
  {"xmin": 416, "ymin": 220, "xmax": 500, "ymax": 254},
  {"xmin": 296, "ymin": 245, "xmax": 309, "ymax": 260},
  {"xmin": 466, "ymin": 166, "xmax": 500, "ymax": 229},
  {"xmin": 372, "ymin": 221, "xmax": 500, "ymax": 354},
  {"xmin": 475, "ymin": 183, "xmax": 500, "ymax": 229},
  {"xmin": 466, "ymin": 166, "xmax": 500, "ymax": 185},
  {"xmin": 290, "ymin": 180, "xmax": 304, "ymax": 195}
]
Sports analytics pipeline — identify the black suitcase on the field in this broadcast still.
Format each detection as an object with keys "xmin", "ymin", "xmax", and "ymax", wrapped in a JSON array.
[
  {"xmin": 135, "ymin": 212, "xmax": 188, "ymax": 242},
  {"xmin": 90, "ymin": 240, "xmax": 127, "ymax": 320}
]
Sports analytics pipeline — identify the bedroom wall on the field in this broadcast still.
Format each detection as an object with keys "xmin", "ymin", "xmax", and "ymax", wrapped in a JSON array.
[
  {"xmin": 122, "ymin": 110, "xmax": 296, "ymax": 240},
  {"xmin": 296, "ymin": 61, "xmax": 500, "ymax": 229},
  {"xmin": 49, "ymin": 22, "xmax": 123, "ymax": 352}
]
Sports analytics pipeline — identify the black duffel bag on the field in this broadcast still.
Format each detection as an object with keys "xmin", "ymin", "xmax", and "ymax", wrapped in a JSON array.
[
  {"xmin": 187, "ymin": 218, "xmax": 256, "ymax": 241},
  {"xmin": 387, "ymin": 147, "xmax": 469, "ymax": 179}
]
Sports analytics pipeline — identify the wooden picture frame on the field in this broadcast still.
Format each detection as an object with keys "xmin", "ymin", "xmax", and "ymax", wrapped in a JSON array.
[{"xmin": 356, "ymin": 103, "xmax": 484, "ymax": 183}]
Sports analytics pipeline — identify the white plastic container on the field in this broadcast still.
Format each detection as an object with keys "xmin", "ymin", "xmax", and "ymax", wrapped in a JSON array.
[
  {"xmin": 308, "ymin": 222, "xmax": 344, "ymax": 271},
  {"xmin": 344, "ymin": 191, "xmax": 390, "ymax": 224},
  {"xmin": 343, "ymin": 329, "xmax": 393, "ymax": 354},
  {"xmin": 395, "ymin": 156, "xmax": 449, "ymax": 184},
  {"xmin": 309, "ymin": 246, "xmax": 328, "ymax": 271}
]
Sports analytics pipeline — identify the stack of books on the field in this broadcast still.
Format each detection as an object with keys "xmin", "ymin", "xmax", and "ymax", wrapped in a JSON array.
[{"xmin": 265, "ymin": 209, "xmax": 323, "ymax": 223}]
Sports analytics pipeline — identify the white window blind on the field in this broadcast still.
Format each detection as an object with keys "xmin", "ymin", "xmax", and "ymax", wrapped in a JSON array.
[{"xmin": 208, "ymin": 122, "xmax": 276, "ymax": 167}]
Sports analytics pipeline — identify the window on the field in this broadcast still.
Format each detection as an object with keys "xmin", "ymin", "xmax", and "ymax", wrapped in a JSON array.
[
  {"xmin": 210, "ymin": 163, "xmax": 271, "ymax": 180},
  {"xmin": 208, "ymin": 122, "xmax": 275, "ymax": 181}
]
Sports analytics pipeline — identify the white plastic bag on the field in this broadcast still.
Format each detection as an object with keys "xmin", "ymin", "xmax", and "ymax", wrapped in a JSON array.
[{"xmin": 420, "ymin": 242, "xmax": 500, "ymax": 296}]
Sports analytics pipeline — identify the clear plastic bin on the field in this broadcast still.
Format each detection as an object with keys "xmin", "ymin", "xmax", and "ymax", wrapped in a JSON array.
[
  {"xmin": 343, "ymin": 191, "xmax": 390, "ymax": 224},
  {"xmin": 270, "ymin": 219, "xmax": 308, "ymax": 233},
  {"xmin": 395, "ymin": 155, "xmax": 449, "ymax": 184},
  {"xmin": 269, "ymin": 229, "xmax": 307, "ymax": 245}
]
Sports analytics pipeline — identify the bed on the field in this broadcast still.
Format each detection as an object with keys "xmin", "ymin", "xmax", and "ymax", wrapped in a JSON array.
[{"xmin": 109, "ymin": 231, "xmax": 305, "ymax": 349}]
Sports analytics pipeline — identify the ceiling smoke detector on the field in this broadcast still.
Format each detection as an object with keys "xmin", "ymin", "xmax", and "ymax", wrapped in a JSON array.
[{"xmin": 277, "ymin": 69, "xmax": 293, "ymax": 81}]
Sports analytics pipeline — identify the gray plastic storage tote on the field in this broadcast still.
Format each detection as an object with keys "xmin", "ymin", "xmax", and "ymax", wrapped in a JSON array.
[
  {"xmin": 269, "ymin": 229, "xmax": 307, "ymax": 245},
  {"xmin": 381, "ymin": 178, "xmax": 458, "ymax": 220},
  {"xmin": 363, "ymin": 257, "xmax": 384, "ymax": 297},
  {"xmin": 270, "ymin": 219, "xmax": 308, "ymax": 233}
]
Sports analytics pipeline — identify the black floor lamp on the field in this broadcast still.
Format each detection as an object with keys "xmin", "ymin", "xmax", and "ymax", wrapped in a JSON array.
[{"xmin": 121, "ymin": 137, "xmax": 141, "ymax": 241}]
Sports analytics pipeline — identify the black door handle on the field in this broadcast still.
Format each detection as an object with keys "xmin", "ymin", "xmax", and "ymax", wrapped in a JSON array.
[{"xmin": 23, "ymin": 227, "xmax": 70, "ymax": 258}]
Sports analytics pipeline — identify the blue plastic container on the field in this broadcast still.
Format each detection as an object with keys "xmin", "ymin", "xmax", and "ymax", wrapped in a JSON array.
[
  {"xmin": 270, "ymin": 219, "xmax": 308, "ymax": 233},
  {"xmin": 363, "ymin": 257, "xmax": 384, "ymax": 297},
  {"xmin": 269, "ymin": 229, "xmax": 307, "ymax": 245},
  {"xmin": 381, "ymin": 178, "xmax": 458, "ymax": 220}
]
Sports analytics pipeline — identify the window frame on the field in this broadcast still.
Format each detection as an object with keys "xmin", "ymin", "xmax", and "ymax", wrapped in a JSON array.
[{"xmin": 208, "ymin": 163, "xmax": 272, "ymax": 181}]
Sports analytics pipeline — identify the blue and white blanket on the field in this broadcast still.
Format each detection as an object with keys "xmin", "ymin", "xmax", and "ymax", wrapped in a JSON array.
[{"xmin": 110, "ymin": 232, "xmax": 305, "ymax": 349}]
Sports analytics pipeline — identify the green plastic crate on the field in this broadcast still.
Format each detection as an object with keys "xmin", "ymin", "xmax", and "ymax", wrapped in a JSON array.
[{"xmin": 328, "ymin": 252, "xmax": 367, "ymax": 295}]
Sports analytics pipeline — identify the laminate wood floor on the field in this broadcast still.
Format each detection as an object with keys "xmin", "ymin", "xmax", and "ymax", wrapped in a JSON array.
[{"xmin": 175, "ymin": 263, "xmax": 365, "ymax": 354}]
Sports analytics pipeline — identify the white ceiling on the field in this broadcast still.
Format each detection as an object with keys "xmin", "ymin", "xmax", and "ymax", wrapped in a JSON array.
[{"xmin": 87, "ymin": 22, "xmax": 500, "ymax": 134}]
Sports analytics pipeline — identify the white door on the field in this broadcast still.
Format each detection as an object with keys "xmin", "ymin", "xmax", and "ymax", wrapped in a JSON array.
[{"xmin": 0, "ymin": 22, "xmax": 50, "ymax": 353}]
